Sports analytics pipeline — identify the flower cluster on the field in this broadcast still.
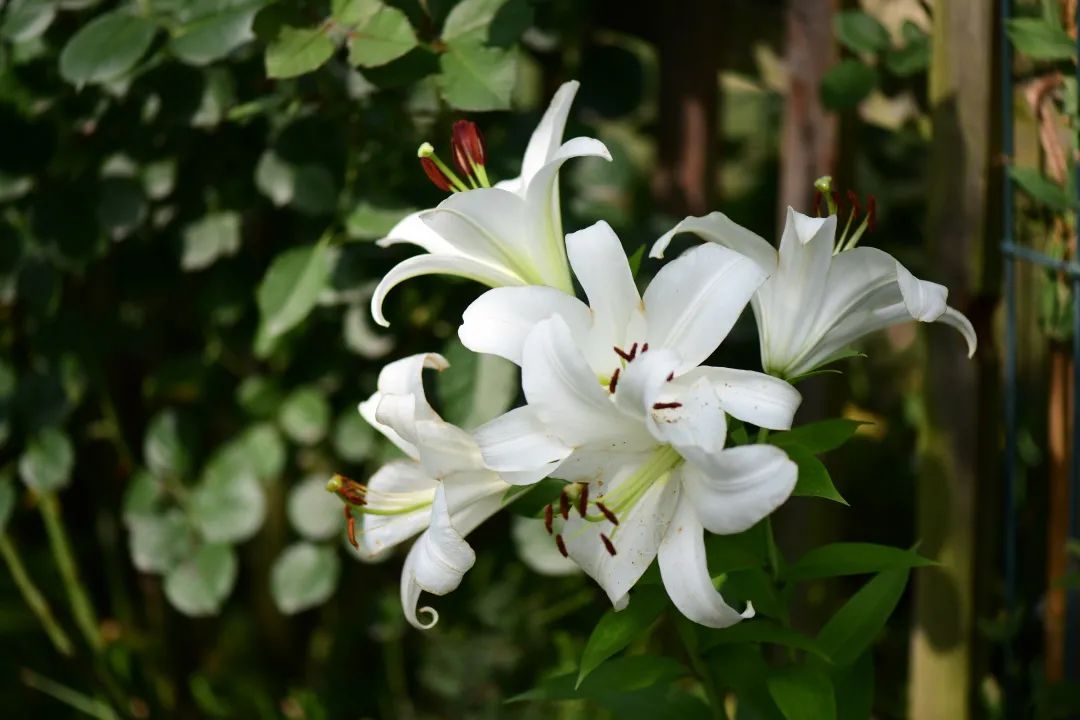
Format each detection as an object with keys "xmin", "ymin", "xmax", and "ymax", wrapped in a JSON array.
[{"xmin": 331, "ymin": 81, "xmax": 977, "ymax": 630}]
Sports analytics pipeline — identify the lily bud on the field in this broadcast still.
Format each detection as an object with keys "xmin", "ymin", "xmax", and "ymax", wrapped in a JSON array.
[{"xmin": 451, "ymin": 120, "xmax": 486, "ymax": 176}]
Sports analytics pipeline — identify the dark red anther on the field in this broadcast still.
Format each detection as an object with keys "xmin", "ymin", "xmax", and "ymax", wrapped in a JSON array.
[
  {"xmin": 641, "ymin": 343, "xmax": 649, "ymax": 353},
  {"xmin": 577, "ymin": 484, "xmax": 589, "ymax": 518},
  {"xmin": 555, "ymin": 534, "xmax": 568, "ymax": 558},
  {"xmin": 608, "ymin": 367, "xmax": 621, "ymax": 394},
  {"xmin": 831, "ymin": 190, "xmax": 841, "ymax": 215},
  {"xmin": 596, "ymin": 502, "xmax": 619, "ymax": 526},
  {"xmin": 330, "ymin": 474, "xmax": 367, "ymax": 506},
  {"xmin": 600, "ymin": 533, "xmax": 617, "ymax": 556},
  {"xmin": 846, "ymin": 190, "xmax": 861, "ymax": 217},
  {"xmin": 812, "ymin": 190, "xmax": 822, "ymax": 217},
  {"xmin": 420, "ymin": 157, "xmax": 454, "ymax": 192},
  {"xmin": 666, "ymin": 372, "xmax": 675, "ymax": 382},
  {"xmin": 344, "ymin": 506, "xmax": 359, "ymax": 549},
  {"xmin": 614, "ymin": 345, "xmax": 633, "ymax": 362},
  {"xmin": 543, "ymin": 504, "xmax": 554, "ymax": 535},
  {"xmin": 627, "ymin": 342, "xmax": 638, "ymax": 360},
  {"xmin": 652, "ymin": 401, "xmax": 683, "ymax": 410},
  {"xmin": 451, "ymin": 120, "xmax": 486, "ymax": 176},
  {"xmin": 866, "ymin": 195, "xmax": 876, "ymax": 232},
  {"xmin": 559, "ymin": 490, "xmax": 570, "ymax": 520}
]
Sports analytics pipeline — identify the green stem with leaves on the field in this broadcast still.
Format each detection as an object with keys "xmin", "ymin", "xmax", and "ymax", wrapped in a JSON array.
[
  {"xmin": 38, "ymin": 493, "xmax": 104, "ymax": 653},
  {"xmin": 0, "ymin": 533, "xmax": 75, "ymax": 656}
]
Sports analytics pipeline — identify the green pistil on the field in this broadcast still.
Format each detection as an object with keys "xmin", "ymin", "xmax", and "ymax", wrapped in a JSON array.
[{"xmin": 355, "ymin": 502, "xmax": 432, "ymax": 517}]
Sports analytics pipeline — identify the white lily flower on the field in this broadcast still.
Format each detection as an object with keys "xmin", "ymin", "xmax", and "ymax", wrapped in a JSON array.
[
  {"xmin": 371, "ymin": 80, "xmax": 611, "ymax": 327},
  {"xmin": 329, "ymin": 352, "xmax": 510, "ymax": 629},
  {"xmin": 652, "ymin": 200, "xmax": 978, "ymax": 380},
  {"xmin": 459, "ymin": 221, "xmax": 801, "ymax": 628}
]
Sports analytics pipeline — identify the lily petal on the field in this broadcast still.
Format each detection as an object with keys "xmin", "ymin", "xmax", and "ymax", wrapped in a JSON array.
[
  {"xmin": 377, "ymin": 211, "xmax": 456, "ymax": 255},
  {"xmin": 676, "ymin": 367, "xmax": 802, "ymax": 430},
  {"xmin": 361, "ymin": 460, "xmax": 437, "ymax": 557},
  {"xmin": 459, "ymin": 286, "xmax": 591, "ymax": 365},
  {"xmin": 371, "ymin": 254, "xmax": 525, "ymax": 327},
  {"xmin": 612, "ymin": 348, "xmax": 681, "ymax": 434},
  {"xmin": 658, "ymin": 490, "xmax": 753, "ymax": 628},
  {"xmin": 562, "ymin": 465, "xmax": 681, "ymax": 606},
  {"xmin": 565, "ymin": 220, "xmax": 640, "ymax": 364},
  {"xmin": 400, "ymin": 483, "xmax": 476, "ymax": 630},
  {"xmin": 419, "ymin": 189, "xmax": 534, "ymax": 281},
  {"xmin": 359, "ymin": 353, "xmax": 448, "ymax": 457},
  {"xmin": 643, "ymin": 242, "xmax": 768, "ymax": 371},
  {"xmin": 680, "ymin": 446, "xmax": 797, "ymax": 535},
  {"xmin": 521, "ymin": 316, "xmax": 646, "ymax": 446},
  {"xmin": 472, "ymin": 405, "xmax": 571, "ymax": 481},
  {"xmin": 516, "ymin": 80, "xmax": 581, "ymax": 189},
  {"xmin": 652, "ymin": 378, "xmax": 727, "ymax": 469},
  {"xmin": 651, "ymin": 211, "xmax": 778, "ymax": 275}
]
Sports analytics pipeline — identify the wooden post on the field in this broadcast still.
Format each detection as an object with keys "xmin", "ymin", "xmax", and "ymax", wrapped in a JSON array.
[{"xmin": 908, "ymin": 1, "xmax": 996, "ymax": 718}]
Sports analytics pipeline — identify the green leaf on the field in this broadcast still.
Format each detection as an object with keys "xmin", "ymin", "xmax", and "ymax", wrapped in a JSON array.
[
  {"xmin": 2, "ymin": 0, "xmax": 57, "ymax": 43},
  {"xmin": 122, "ymin": 470, "xmax": 164, "ymax": 524},
  {"xmin": 510, "ymin": 655, "xmax": 688, "ymax": 702},
  {"xmin": 817, "ymin": 568, "xmax": 910, "ymax": 665},
  {"xmin": 767, "ymin": 665, "xmax": 837, "ymax": 720},
  {"xmin": 164, "ymin": 543, "xmax": 238, "ymax": 616},
  {"xmin": 240, "ymin": 423, "xmax": 286, "ymax": 481},
  {"xmin": 271, "ymin": 542, "xmax": 341, "ymax": 614},
  {"xmin": 191, "ymin": 468, "xmax": 265, "ymax": 543},
  {"xmin": 770, "ymin": 419, "xmax": 864, "ymax": 455},
  {"xmin": 834, "ymin": 11, "xmax": 891, "ymax": 53},
  {"xmin": 334, "ymin": 0, "xmax": 418, "ymax": 68},
  {"xmin": 578, "ymin": 585, "xmax": 668, "ymax": 687},
  {"xmin": 59, "ymin": 10, "xmax": 157, "ymax": 87},
  {"xmin": 627, "ymin": 244, "xmax": 646, "ymax": 277},
  {"xmin": 288, "ymin": 476, "xmax": 343, "ymax": 541},
  {"xmin": 144, "ymin": 410, "xmax": 195, "ymax": 480},
  {"xmin": 438, "ymin": 43, "xmax": 517, "ymax": 111},
  {"xmin": 436, "ymin": 337, "xmax": 518, "ymax": 429},
  {"xmin": 128, "ymin": 509, "xmax": 194, "ymax": 574},
  {"xmin": 785, "ymin": 445, "xmax": 848, "ymax": 505},
  {"xmin": 170, "ymin": 1, "xmax": 263, "ymax": 66},
  {"xmin": 181, "ymin": 211, "xmax": 242, "ymax": 271},
  {"xmin": 1006, "ymin": 18, "xmax": 1076, "ymax": 61},
  {"xmin": 441, "ymin": 0, "xmax": 530, "ymax": 46},
  {"xmin": 237, "ymin": 376, "xmax": 283, "ymax": 418},
  {"xmin": 97, "ymin": 177, "xmax": 148, "ymax": 240},
  {"xmin": 784, "ymin": 542, "xmax": 935, "ymax": 583},
  {"xmin": 832, "ymin": 652, "xmax": 874, "ymax": 720},
  {"xmin": 0, "ymin": 474, "xmax": 16, "ymax": 532},
  {"xmin": 18, "ymin": 428, "xmax": 74, "ymax": 493},
  {"xmin": 344, "ymin": 202, "xmax": 414, "ymax": 240},
  {"xmin": 701, "ymin": 619, "xmax": 832, "ymax": 661},
  {"xmin": 1009, "ymin": 167, "xmax": 1077, "ymax": 212},
  {"xmin": 278, "ymin": 387, "xmax": 331, "ymax": 445},
  {"xmin": 256, "ymin": 240, "xmax": 331, "ymax": 339},
  {"xmin": 820, "ymin": 59, "xmax": 877, "ymax": 111},
  {"xmin": 883, "ymin": 22, "xmax": 929, "ymax": 77},
  {"xmin": 332, "ymin": 410, "xmax": 375, "ymax": 462},
  {"xmin": 265, "ymin": 25, "xmax": 334, "ymax": 79}
]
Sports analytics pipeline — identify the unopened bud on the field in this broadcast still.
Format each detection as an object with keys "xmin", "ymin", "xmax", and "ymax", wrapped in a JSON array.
[{"xmin": 451, "ymin": 120, "xmax": 486, "ymax": 176}]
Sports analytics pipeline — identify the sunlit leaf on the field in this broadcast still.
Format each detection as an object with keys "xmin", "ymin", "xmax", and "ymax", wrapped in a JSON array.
[
  {"xmin": 265, "ymin": 25, "xmax": 335, "ymax": 79},
  {"xmin": 288, "ymin": 476, "xmax": 343, "ymax": 541},
  {"xmin": 164, "ymin": 543, "xmax": 238, "ymax": 616},
  {"xmin": 271, "ymin": 542, "xmax": 341, "ymax": 614},
  {"xmin": 278, "ymin": 387, "xmax": 331, "ymax": 445},
  {"xmin": 334, "ymin": 0, "xmax": 418, "ymax": 68},
  {"xmin": 170, "ymin": 0, "xmax": 264, "ymax": 66},
  {"xmin": 438, "ymin": 43, "xmax": 516, "ymax": 111},
  {"xmin": 181, "ymin": 211, "xmax": 242, "ymax": 271},
  {"xmin": 59, "ymin": 10, "xmax": 157, "ymax": 87},
  {"xmin": 833, "ymin": 11, "xmax": 890, "ymax": 54},
  {"xmin": 256, "ymin": 239, "xmax": 331, "ymax": 339},
  {"xmin": 1006, "ymin": 18, "xmax": 1076, "ymax": 61},
  {"xmin": 18, "ymin": 428, "xmax": 74, "ymax": 493}
]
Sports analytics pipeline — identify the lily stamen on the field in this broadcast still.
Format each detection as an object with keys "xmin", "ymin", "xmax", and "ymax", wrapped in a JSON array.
[
  {"xmin": 600, "ymin": 533, "xmax": 617, "ymax": 556},
  {"xmin": 417, "ymin": 142, "xmax": 469, "ymax": 193},
  {"xmin": 595, "ymin": 502, "xmax": 619, "ymax": 525},
  {"xmin": 608, "ymin": 367, "xmax": 620, "ymax": 393},
  {"xmin": 344, "ymin": 506, "xmax": 358, "ymax": 549},
  {"xmin": 652, "ymin": 401, "xmax": 682, "ymax": 410},
  {"xmin": 559, "ymin": 490, "xmax": 570, "ymax": 520},
  {"xmin": 544, "ymin": 504, "xmax": 554, "ymax": 535},
  {"xmin": 613, "ymin": 345, "xmax": 634, "ymax": 362},
  {"xmin": 577, "ymin": 484, "xmax": 589, "ymax": 518},
  {"xmin": 555, "ymin": 534, "xmax": 568, "ymax": 558}
]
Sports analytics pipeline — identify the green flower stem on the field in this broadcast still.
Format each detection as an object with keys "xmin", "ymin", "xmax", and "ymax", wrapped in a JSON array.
[
  {"xmin": 765, "ymin": 515, "xmax": 781, "ymax": 583},
  {"xmin": 0, "ymin": 534, "xmax": 75, "ymax": 657},
  {"xmin": 679, "ymin": 626, "xmax": 729, "ymax": 720},
  {"xmin": 38, "ymin": 493, "xmax": 104, "ymax": 653}
]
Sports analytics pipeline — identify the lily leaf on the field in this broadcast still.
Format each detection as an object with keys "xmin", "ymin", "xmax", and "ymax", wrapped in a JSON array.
[
  {"xmin": 770, "ymin": 419, "xmax": 866, "ymax": 455},
  {"xmin": 784, "ymin": 445, "xmax": 849, "ymax": 505},
  {"xmin": 700, "ymin": 619, "xmax": 832, "ymax": 661},
  {"xmin": 509, "ymin": 655, "xmax": 688, "ymax": 702},
  {"xmin": 783, "ymin": 542, "xmax": 935, "ymax": 583},
  {"xmin": 768, "ymin": 665, "xmax": 837, "ymax": 720},
  {"xmin": 817, "ymin": 568, "xmax": 910, "ymax": 665},
  {"xmin": 577, "ymin": 585, "xmax": 668, "ymax": 687}
]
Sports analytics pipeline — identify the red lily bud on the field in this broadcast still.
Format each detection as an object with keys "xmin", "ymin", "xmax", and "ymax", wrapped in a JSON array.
[
  {"xmin": 420, "ymin": 156, "xmax": 454, "ymax": 192},
  {"xmin": 451, "ymin": 120, "xmax": 485, "ymax": 176},
  {"xmin": 846, "ymin": 190, "xmax": 860, "ymax": 217}
]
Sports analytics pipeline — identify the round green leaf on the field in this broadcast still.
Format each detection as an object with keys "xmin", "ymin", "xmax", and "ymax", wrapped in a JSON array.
[
  {"xmin": 265, "ymin": 25, "xmax": 334, "ymax": 79},
  {"xmin": 278, "ymin": 387, "xmax": 331, "ymax": 445},
  {"xmin": 341, "ymin": 1, "xmax": 418, "ymax": 68},
  {"xmin": 164, "ymin": 543, "xmax": 238, "ymax": 616},
  {"xmin": 256, "ymin": 240, "xmax": 331, "ymax": 339},
  {"xmin": 332, "ymin": 409, "xmax": 374, "ymax": 462},
  {"xmin": 128, "ymin": 509, "xmax": 194, "ymax": 574},
  {"xmin": 181, "ymin": 211, "xmax": 241, "ymax": 271},
  {"xmin": 438, "ymin": 43, "xmax": 516, "ymax": 111},
  {"xmin": 122, "ymin": 469, "xmax": 165, "ymax": 524},
  {"xmin": 833, "ymin": 10, "xmax": 890, "ymax": 54},
  {"xmin": 236, "ymin": 376, "xmax": 283, "ymax": 418},
  {"xmin": 144, "ymin": 410, "xmax": 195, "ymax": 479},
  {"xmin": 2, "ymin": 0, "xmax": 58, "ymax": 43},
  {"xmin": 270, "ymin": 542, "xmax": 340, "ymax": 614},
  {"xmin": 170, "ymin": 3, "xmax": 261, "ymax": 66},
  {"xmin": 241, "ymin": 423, "xmax": 286, "ymax": 481},
  {"xmin": 59, "ymin": 9, "xmax": 158, "ymax": 87},
  {"xmin": 820, "ymin": 59, "xmax": 877, "ymax": 111},
  {"xmin": 287, "ymin": 476, "xmax": 343, "ymax": 541},
  {"xmin": 97, "ymin": 177, "xmax": 148, "ymax": 240},
  {"xmin": 18, "ymin": 427, "xmax": 74, "ymax": 493},
  {"xmin": 192, "ymin": 469, "xmax": 265, "ymax": 543}
]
